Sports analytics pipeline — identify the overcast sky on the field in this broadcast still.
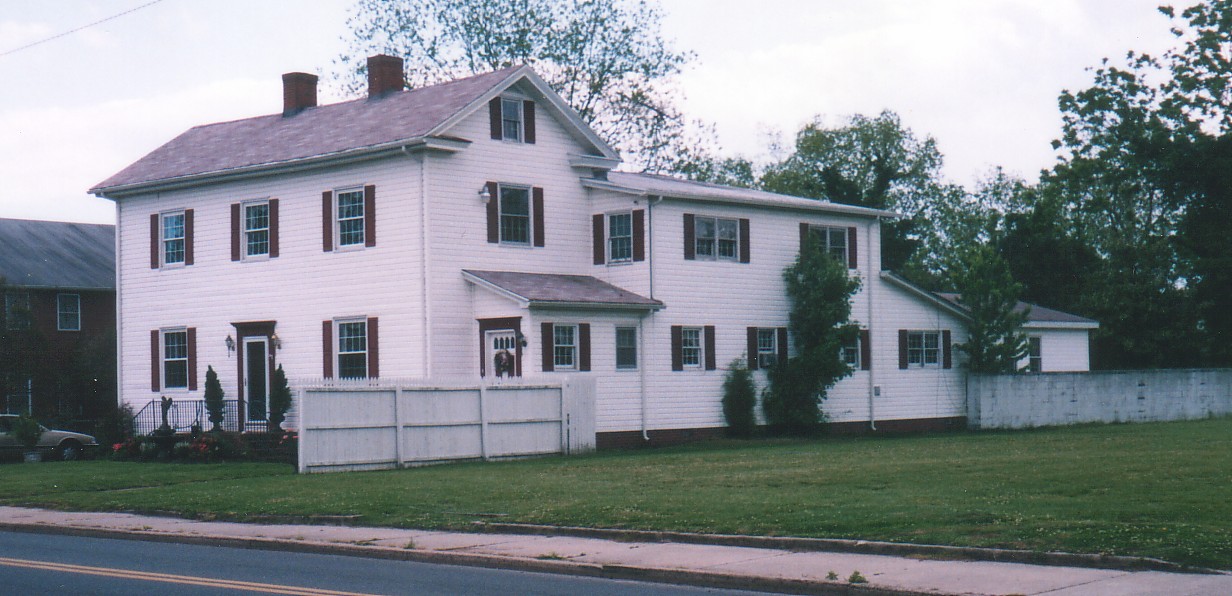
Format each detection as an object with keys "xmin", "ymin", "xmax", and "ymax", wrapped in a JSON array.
[{"xmin": 0, "ymin": 0, "xmax": 1183, "ymax": 225}]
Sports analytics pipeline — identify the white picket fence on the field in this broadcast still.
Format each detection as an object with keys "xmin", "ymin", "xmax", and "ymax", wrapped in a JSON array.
[{"xmin": 295, "ymin": 377, "xmax": 596, "ymax": 473}]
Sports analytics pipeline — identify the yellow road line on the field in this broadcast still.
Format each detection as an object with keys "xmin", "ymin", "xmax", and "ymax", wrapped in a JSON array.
[{"xmin": 0, "ymin": 556, "xmax": 378, "ymax": 595}]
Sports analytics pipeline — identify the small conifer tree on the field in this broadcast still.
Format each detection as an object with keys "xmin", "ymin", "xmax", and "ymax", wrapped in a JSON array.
[
  {"xmin": 268, "ymin": 364, "xmax": 293, "ymax": 433},
  {"xmin": 204, "ymin": 365, "xmax": 225, "ymax": 432},
  {"xmin": 951, "ymin": 244, "xmax": 1030, "ymax": 373},
  {"xmin": 722, "ymin": 358, "xmax": 757, "ymax": 438}
]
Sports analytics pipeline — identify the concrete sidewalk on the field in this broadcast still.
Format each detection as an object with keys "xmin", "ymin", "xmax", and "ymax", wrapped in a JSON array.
[{"xmin": 0, "ymin": 506, "xmax": 1227, "ymax": 595}]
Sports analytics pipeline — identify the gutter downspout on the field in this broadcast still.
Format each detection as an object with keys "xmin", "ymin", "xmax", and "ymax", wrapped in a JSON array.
[
  {"xmin": 411, "ymin": 146, "xmax": 433, "ymax": 378},
  {"xmin": 114, "ymin": 200, "xmax": 123, "ymax": 410},
  {"xmin": 867, "ymin": 217, "xmax": 877, "ymax": 431},
  {"xmin": 642, "ymin": 194, "xmax": 663, "ymax": 442}
]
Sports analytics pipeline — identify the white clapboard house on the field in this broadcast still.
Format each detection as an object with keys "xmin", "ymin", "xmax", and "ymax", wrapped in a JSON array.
[{"xmin": 92, "ymin": 56, "xmax": 1095, "ymax": 445}]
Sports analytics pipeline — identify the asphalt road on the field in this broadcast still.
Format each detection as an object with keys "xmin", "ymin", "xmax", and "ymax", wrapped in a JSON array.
[{"xmin": 0, "ymin": 530, "xmax": 767, "ymax": 595}]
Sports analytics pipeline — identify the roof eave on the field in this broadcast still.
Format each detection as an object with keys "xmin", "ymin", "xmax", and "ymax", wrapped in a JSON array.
[
  {"xmin": 1024, "ymin": 321, "xmax": 1100, "ymax": 330},
  {"xmin": 583, "ymin": 178, "xmax": 898, "ymax": 218},
  {"xmin": 528, "ymin": 300, "xmax": 664, "ymax": 312},
  {"xmin": 880, "ymin": 271, "xmax": 973, "ymax": 322}
]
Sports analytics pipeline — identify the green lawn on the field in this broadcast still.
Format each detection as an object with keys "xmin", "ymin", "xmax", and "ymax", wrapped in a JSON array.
[{"xmin": 2, "ymin": 418, "xmax": 1230, "ymax": 569}]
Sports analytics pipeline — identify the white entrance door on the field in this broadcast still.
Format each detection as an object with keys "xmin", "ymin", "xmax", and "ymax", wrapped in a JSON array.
[
  {"xmin": 486, "ymin": 329, "xmax": 519, "ymax": 378},
  {"xmin": 244, "ymin": 337, "xmax": 270, "ymax": 422}
]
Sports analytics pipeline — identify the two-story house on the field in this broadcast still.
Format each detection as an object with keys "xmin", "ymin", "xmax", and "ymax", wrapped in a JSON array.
[{"xmin": 91, "ymin": 55, "xmax": 1092, "ymax": 443}]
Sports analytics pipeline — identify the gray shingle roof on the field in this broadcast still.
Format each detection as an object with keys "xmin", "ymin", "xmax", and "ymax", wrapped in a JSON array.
[
  {"xmin": 92, "ymin": 66, "xmax": 523, "ymax": 192},
  {"xmin": 933, "ymin": 292, "xmax": 1098, "ymax": 326},
  {"xmin": 463, "ymin": 270, "xmax": 662, "ymax": 310},
  {"xmin": 0, "ymin": 219, "xmax": 115, "ymax": 290}
]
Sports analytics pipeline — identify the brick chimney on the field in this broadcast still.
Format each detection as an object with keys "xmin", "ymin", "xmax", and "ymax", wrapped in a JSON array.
[
  {"xmin": 282, "ymin": 72, "xmax": 318, "ymax": 117},
  {"xmin": 367, "ymin": 54, "xmax": 404, "ymax": 98}
]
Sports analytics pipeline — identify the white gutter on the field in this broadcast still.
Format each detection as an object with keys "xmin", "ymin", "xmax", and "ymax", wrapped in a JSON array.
[
  {"xmin": 113, "ymin": 201, "xmax": 123, "ymax": 409},
  {"xmin": 866, "ymin": 217, "xmax": 877, "ymax": 431}
]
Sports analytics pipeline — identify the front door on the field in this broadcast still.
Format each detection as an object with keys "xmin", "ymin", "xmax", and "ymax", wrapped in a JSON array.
[
  {"xmin": 486, "ymin": 330, "xmax": 520, "ymax": 378},
  {"xmin": 244, "ymin": 337, "xmax": 270, "ymax": 423}
]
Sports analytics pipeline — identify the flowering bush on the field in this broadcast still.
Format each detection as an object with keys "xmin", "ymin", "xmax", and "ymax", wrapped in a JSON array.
[{"xmin": 111, "ymin": 438, "xmax": 141, "ymax": 460}]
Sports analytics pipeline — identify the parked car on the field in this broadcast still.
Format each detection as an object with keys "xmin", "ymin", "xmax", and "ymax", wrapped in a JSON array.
[{"xmin": 0, "ymin": 414, "xmax": 98, "ymax": 461}]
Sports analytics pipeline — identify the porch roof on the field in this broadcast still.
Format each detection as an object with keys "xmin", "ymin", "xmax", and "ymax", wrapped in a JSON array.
[{"xmin": 462, "ymin": 270, "xmax": 664, "ymax": 311}]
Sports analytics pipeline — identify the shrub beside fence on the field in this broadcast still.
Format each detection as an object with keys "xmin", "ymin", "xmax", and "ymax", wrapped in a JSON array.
[
  {"xmin": 296, "ymin": 377, "xmax": 596, "ymax": 473},
  {"xmin": 968, "ymin": 369, "xmax": 1232, "ymax": 429}
]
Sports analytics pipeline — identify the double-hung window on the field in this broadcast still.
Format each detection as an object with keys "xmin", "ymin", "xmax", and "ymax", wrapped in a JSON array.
[
  {"xmin": 162, "ymin": 329, "xmax": 189, "ymax": 389},
  {"xmin": 1027, "ymin": 336, "xmax": 1042, "ymax": 372},
  {"xmin": 5, "ymin": 292, "xmax": 30, "ymax": 330},
  {"xmin": 57, "ymin": 294, "xmax": 80, "ymax": 331},
  {"xmin": 499, "ymin": 186, "xmax": 531, "ymax": 245},
  {"xmin": 681, "ymin": 327, "xmax": 703, "ymax": 368},
  {"xmin": 756, "ymin": 328, "xmax": 778, "ymax": 369},
  {"xmin": 615, "ymin": 327, "xmax": 638, "ymax": 370},
  {"xmin": 808, "ymin": 225, "xmax": 849, "ymax": 264},
  {"xmin": 907, "ymin": 331, "xmax": 940, "ymax": 367},
  {"xmin": 608, "ymin": 212, "xmax": 633, "ymax": 263},
  {"xmin": 162, "ymin": 211, "xmax": 186, "ymax": 266},
  {"xmin": 244, "ymin": 201, "xmax": 270, "ymax": 258},
  {"xmin": 501, "ymin": 98, "xmax": 523, "ymax": 141},
  {"xmin": 553, "ymin": 324, "xmax": 577, "ymax": 370},
  {"xmin": 336, "ymin": 189, "xmax": 366, "ymax": 247},
  {"xmin": 695, "ymin": 216, "xmax": 739, "ymax": 261},
  {"xmin": 337, "ymin": 320, "xmax": 368, "ymax": 379},
  {"xmin": 841, "ymin": 335, "xmax": 861, "ymax": 368}
]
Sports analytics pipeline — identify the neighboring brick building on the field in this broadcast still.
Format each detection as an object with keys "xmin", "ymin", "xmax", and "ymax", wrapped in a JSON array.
[{"xmin": 0, "ymin": 218, "xmax": 115, "ymax": 418}]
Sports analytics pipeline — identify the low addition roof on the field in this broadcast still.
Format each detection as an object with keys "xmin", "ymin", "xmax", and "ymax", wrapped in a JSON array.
[
  {"xmin": 0, "ymin": 218, "xmax": 115, "ymax": 290},
  {"xmin": 934, "ymin": 292, "xmax": 1099, "ymax": 328},
  {"xmin": 585, "ymin": 172, "xmax": 899, "ymax": 219},
  {"xmin": 463, "ymin": 270, "xmax": 663, "ymax": 311}
]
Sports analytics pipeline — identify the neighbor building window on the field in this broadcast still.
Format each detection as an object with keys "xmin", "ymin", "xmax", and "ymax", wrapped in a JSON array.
[
  {"xmin": 1028, "ymin": 336, "xmax": 1042, "ymax": 372},
  {"xmin": 681, "ymin": 327, "xmax": 703, "ymax": 368},
  {"xmin": 57, "ymin": 293, "xmax": 80, "ymax": 331},
  {"xmin": 5, "ymin": 292, "xmax": 30, "ymax": 330},
  {"xmin": 162, "ymin": 211, "xmax": 186, "ymax": 265},
  {"xmin": 695, "ymin": 216, "xmax": 739, "ymax": 260},
  {"xmin": 842, "ymin": 335, "xmax": 861, "ymax": 368},
  {"xmin": 553, "ymin": 324, "xmax": 577, "ymax": 370},
  {"xmin": 244, "ymin": 201, "xmax": 270, "ymax": 257},
  {"xmin": 608, "ymin": 212, "xmax": 633, "ymax": 263},
  {"xmin": 162, "ymin": 329, "xmax": 189, "ymax": 389},
  {"xmin": 499, "ymin": 185, "xmax": 531, "ymax": 245},
  {"xmin": 757, "ymin": 328, "xmax": 778, "ymax": 369},
  {"xmin": 907, "ymin": 331, "xmax": 940, "ymax": 367},
  {"xmin": 615, "ymin": 327, "xmax": 638, "ymax": 370},
  {"xmin": 337, "ymin": 320, "xmax": 368, "ymax": 379},
  {"xmin": 501, "ymin": 98, "xmax": 523, "ymax": 141},
  {"xmin": 336, "ymin": 189, "xmax": 366, "ymax": 247}
]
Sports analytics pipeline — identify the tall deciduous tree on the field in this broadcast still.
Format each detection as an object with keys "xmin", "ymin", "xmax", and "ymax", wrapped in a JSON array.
[
  {"xmin": 950, "ymin": 245, "xmax": 1030, "ymax": 373},
  {"xmin": 334, "ymin": 0, "xmax": 702, "ymax": 171}
]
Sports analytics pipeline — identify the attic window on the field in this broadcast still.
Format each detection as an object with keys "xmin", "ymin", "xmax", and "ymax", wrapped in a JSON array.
[{"xmin": 501, "ymin": 98, "xmax": 523, "ymax": 141}]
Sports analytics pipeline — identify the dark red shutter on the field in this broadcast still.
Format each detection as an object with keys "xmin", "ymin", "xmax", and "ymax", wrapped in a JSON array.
[
  {"xmin": 322, "ymin": 321, "xmax": 334, "ymax": 378},
  {"xmin": 943, "ymin": 330, "xmax": 953, "ymax": 369},
  {"xmin": 532, "ymin": 187, "xmax": 545, "ymax": 247},
  {"xmin": 578, "ymin": 323, "xmax": 591, "ymax": 372},
  {"xmin": 150, "ymin": 329, "xmax": 160, "ymax": 391},
  {"xmin": 523, "ymin": 100, "xmax": 536, "ymax": 144},
  {"xmin": 704, "ymin": 325, "xmax": 717, "ymax": 371},
  {"xmin": 184, "ymin": 209, "xmax": 194, "ymax": 265},
  {"xmin": 847, "ymin": 226, "xmax": 858, "ymax": 269},
  {"xmin": 739, "ymin": 218, "xmax": 751, "ymax": 263},
  {"xmin": 364, "ymin": 185, "xmax": 377, "ymax": 247},
  {"xmin": 592, "ymin": 214, "xmax": 605, "ymax": 265},
  {"xmin": 632, "ymin": 209, "xmax": 646, "ymax": 262},
  {"xmin": 541, "ymin": 322, "xmax": 555, "ymax": 372},
  {"xmin": 230, "ymin": 203, "xmax": 241, "ymax": 261},
  {"xmin": 322, "ymin": 191, "xmax": 334, "ymax": 252},
  {"xmin": 670, "ymin": 326, "xmax": 683, "ymax": 371},
  {"xmin": 486, "ymin": 181, "xmax": 500, "ymax": 243},
  {"xmin": 269, "ymin": 198, "xmax": 280, "ymax": 258},
  {"xmin": 683, "ymin": 214, "xmax": 696, "ymax": 260},
  {"xmin": 860, "ymin": 329, "xmax": 872, "ymax": 371},
  {"xmin": 489, "ymin": 97, "xmax": 502, "ymax": 139},
  {"xmin": 187, "ymin": 327, "xmax": 198, "ymax": 391},
  {"xmin": 899, "ymin": 330, "xmax": 909, "ymax": 369},
  {"xmin": 367, "ymin": 317, "xmax": 380, "ymax": 378},
  {"xmin": 150, "ymin": 214, "xmax": 159, "ymax": 269},
  {"xmin": 777, "ymin": 327, "xmax": 788, "ymax": 366},
  {"xmin": 800, "ymin": 222, "xmax": 810, "ymax": 254},
  {"xmin": 746, "ymin": 327, "xmax": 759, "ymax": 371}
]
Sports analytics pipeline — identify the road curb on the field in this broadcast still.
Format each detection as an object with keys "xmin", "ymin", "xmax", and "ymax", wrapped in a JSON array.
[
  {"xmin": 0, "ymin": 521, "xmax": 928, "ymax": 596},
  {"xmin": 474, "ymin": 522, "xmax": 1228, "ymax": 576}
]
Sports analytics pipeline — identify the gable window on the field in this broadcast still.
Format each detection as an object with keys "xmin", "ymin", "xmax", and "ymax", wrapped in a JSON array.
[
  {"xmin": 244, "ymin": 201, "xmax": 270, "ymax": 257},
  {"xmin": 5, "ymin": 292, "xmax": 30, "ymax": 330},
  {"xmin": 608, "ymin": 212, "xmax": 633, "ymax": 263},
  {"xmin": 681, "ymin": 327, "xmax": 703, "ymax": 368},
  {"xmin": 553, "ymin": 324, "xmax": 577, "ymax": 370},
  {"xmin": 907, "ymin": 331, "xmax": 940, "ymax": 367},
  {"xmin": 757, "ymin": 328, "xmax": 778, "ymax": 369},
  {"xmin": 499, "ymin": 185, "xmax": 531, "ymax": 245},
  {"xmin": 336, "ymin": 189, "xmax": 366, "ymax": 247},
  {"xmin": 162, "ymin": 329, "xmax": 189, "ymax": 389},
  {"xmin": 57, "ymin": 294, "xmax": 80, "ymax": 331},
  {"xmin": 162, "ymin": 211, "xmax": 186, "ymax": 265},
  {"xmin": 1028, "ymin": 336, "xmax": 1042, "ymax": 372},
  {"xmin": 695, "ymin": 216, "xmax": 739, "ymax": 261},
  {"xmin": 501, "ymin": 98, "xmax": 523, "ymax": 142},
  {"xmin": 616, "ymin": 327, "xmax": 638, "ymax": 370},
  {"xmin": 842, "ymin": 335, "xmax": 861, "ymax": 369},
  {"xmin": 337, "ymin": 320, "xmax": 368, "ymax": 379}
]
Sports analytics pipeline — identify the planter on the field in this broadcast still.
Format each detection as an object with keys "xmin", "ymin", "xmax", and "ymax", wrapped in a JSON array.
[{"xmin": 23, "ymin": 450, "xmax": 42, "ymax": 463}]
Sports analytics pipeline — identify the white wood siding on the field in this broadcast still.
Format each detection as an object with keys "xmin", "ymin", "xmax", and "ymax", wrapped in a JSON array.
[{"xmin": 1028, "ymin": 328, "xmax": 1092, "ymax": 372}]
